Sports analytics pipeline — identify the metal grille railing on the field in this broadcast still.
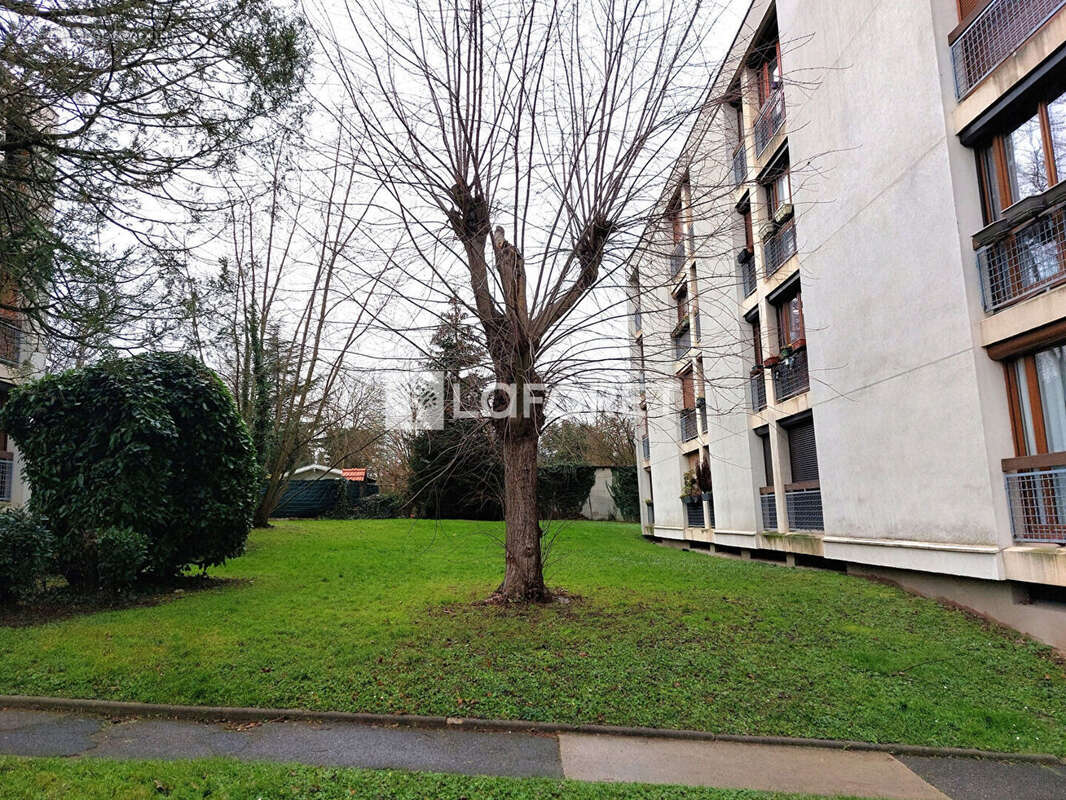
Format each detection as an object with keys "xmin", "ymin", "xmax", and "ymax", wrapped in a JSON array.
[
  {"xmin": 732, "ymin": 145, "xmax": 746, "ymax": 186},
  {"xmin": 633, "ymin": 308, "xmax": 642, "ymax": 333},
  {"xmin": 763, "ymin": 218, "xmax": 797, "ymax": 277},
  {"xmin": 951, "ymin": 0, "xmax": 1066, "ymax": 98},
  {"xmin": 0, "ymin": 320, "xmax": 22, "ymax": 365},
  {"xmin": 753, "ymin": 90, "xmax": 785, "ymax": 156},
  {"xmin": 741, "ymin": 253, "xmax": 757, "ymax": 296},
  {"xmin": 0, "ymin": 458, "xmax": 12, "ymax": 502},
  {"xmin": 646, "ymin": 503, "xmax": 654, "ymax": 525},
  {"xmin": 679, "ymin": 408, "xmax": 698, "ymax": 442},
  {"xmin": 786, "ymin": 486, "xmax": 823, "ymax": 531},
  {"xmin": 641, "ymin": 436, "xmax": 650, "ymax": 461},
  {"xmin": 750, "ymin": 371, "xmax": 767, "ymax": 412},
  {"xmin": 772, "ymin": 348, "xmax": 809, "ymax": 402},
  {"xmin": 674, "ymin": 327, "xmax": 691, "ymax": 360},
  {"xmin": 685, "ymin": 500, "xmax": 705, "ymax": 528},
  {"xmin": 1005, "ymin": 467, "xmax": 1066, "ymax": 543},
  {"xmin": 670, "ymin": 241, "xmax": 687, "ymax": 276},
  {"xmin": 761, "ymin": 492, "xmax": 777, "ymax": 530},
  {"xmin": 978, "ymin": 207, "xmax": 1066, "ymax": 312}
]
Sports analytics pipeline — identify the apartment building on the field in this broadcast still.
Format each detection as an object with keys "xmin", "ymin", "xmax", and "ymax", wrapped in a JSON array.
[
  {"xmin": 0, "ymin": 311, "xmax": 42, "ymax": 508},
  {"xmin": 629, "ymin": 0, "xmax": 1066, "ymax": 649}
]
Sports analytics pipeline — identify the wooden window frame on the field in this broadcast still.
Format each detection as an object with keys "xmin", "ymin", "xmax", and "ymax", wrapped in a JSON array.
[
  {"xmin": 755, "ymin": 40, "xmax": 782, "ymax": 109},
  {"xmin": 774, "ymin": 287, "xmax": 804, "ymax": 350},
  {"xmin": 751, "ymin": 314, "xmax": 763, "ymax": 367},
  {"xmin": 978, "ymin": 100, "xmax": 1061, "ymax": 224}
]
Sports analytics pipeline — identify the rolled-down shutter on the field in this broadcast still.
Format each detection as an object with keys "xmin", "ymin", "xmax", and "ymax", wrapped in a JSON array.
[{"xmin": 787, "ymin": 419, "xmax": 819, "ymax": 483}]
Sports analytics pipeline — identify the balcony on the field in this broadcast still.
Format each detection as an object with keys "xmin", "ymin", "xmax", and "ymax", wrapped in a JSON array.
[
  {"xmin": 0, "ymin": 320, "xmax": 22, "ymax": 365},
  {"xmin": 684, "ymin": 498, "xmax": 705, "ymax": 528},
  {"xmin": 646, "ymin": 503, "xmax": 655, "ymax": 526},
  {"xmin": 785, "ymin": 482, "xmax": 823, "ymax": 530},
  {"xmin": 1004, "ymin": 456, "xmax": 1066, "ymax": 544},
  {"xmin": 670, "ymin": 240, "xmax": 687, "ymax": 277},
  {"xmin": 976, "ymin": 184, "xmax": 1066, "ymax": 312},
  {"xmin": 739, "ymin": 249, "xmax": 757, "ymax": 296},
  {"xmin": 679, "ymin": 408, "xmax": 698, "ymax": 442},
  {"xmin": 951, "ymin": 0, "xmax": 1066, "ymax": 99},
  {"xmin": 633, "ymin": 308, "xmax": 643, "ymax": 334},
  {"xmin": 750, "ymin": 369, "xmax": 767, "ymax": 412},
  {"xmin": 753, "ymin": 89, "xmax": 785, "ymax": 156},
  {"xmin": 760, "ymin": 490, "xmax": 777, "ymax": 530},
  {"xmin": 771, "ymin": 347, "xmax": 809, "ymax": 403},
  {"xmin": 0, "ymin": 455, "xmax": 11, "ymax": 502},
  {"xmin": 763, "ymin": 217, "xmax": 797, "ymax": 278},
  {"xmin": 732, "ymin": 145, "xmax": 746, "ymax": 186},
  {"xmin": 641, "ymin": 436, "xmax": 650, "ymax": 461}
]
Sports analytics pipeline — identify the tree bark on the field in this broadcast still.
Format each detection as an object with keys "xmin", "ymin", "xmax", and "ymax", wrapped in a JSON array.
[{"xmin": 494, "ymin": 433, "xmax": 549, "ymax": 602}]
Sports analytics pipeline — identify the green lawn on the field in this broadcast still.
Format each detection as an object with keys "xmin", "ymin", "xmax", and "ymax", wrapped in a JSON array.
[
  {"xmin": 0, "ymin": 519, "xmax": 1064, "ymax": 754},
  {"xmin": 0, "ymin": 757, "xmax": 860, "ymax": 800}
]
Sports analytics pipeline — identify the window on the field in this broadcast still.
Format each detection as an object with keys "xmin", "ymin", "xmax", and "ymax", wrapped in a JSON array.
[
  {"xmin": 775, "ymin": 287, "xmax": 805, "ymax": 348},
  {"xmin": 756, "ymin": 41, "xmax": 782, "ymax": 108},
  {"xmin": 977, "ymin": 87, "xmax": 1066, "ymax": 222},
  {"xmin": 786, "ymin": 418, "xmax": 819, "ymax": 483},
  {"xmin": 680, "ymin": 370, "xmax": 695, "ymax": 410},
  {"xmin": 763, "ymin": 157, "xmax": 792, "ymax": 219},
  {"xmin": 750, "ymin": 314, "xmax": 763, "ymax": 367},
  {"xmin": 757, "ymin": 428, "xmax": 773, "ymax": 487},
  {"xmin": 742, "ymin": 203, "xmax": 754, "ymax": 252},
  {"xmin": 676, "ymin": 287, "xmax": 688, "ymax": 322},
  {"xmin": 1006, "ymin": 344, "xmax": 1066, "ymax": 456}
]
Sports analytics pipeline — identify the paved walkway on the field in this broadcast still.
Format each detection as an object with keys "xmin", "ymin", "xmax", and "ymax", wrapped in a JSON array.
[{"xmin": 2, "ymin": 708, "xmax": 1065, "ymax": 799}]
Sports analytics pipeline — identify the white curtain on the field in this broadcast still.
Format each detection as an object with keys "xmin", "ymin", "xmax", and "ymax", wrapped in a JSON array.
[{"xmin": 1037, "ymin": 346, "xmax": 1066, "ymax": 453}]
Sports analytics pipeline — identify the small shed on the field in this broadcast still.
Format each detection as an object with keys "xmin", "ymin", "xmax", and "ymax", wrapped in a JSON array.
[{"xmin": 271, "ymin": 464, "xmax": 378, "ymax": 518}]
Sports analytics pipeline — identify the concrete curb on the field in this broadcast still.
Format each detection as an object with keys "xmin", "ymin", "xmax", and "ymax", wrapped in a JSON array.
[{"xmin": 2, "ymin": 694, "xmax": 1062, "ymax": 766}]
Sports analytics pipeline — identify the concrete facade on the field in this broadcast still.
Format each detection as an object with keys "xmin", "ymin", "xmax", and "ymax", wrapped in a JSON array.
[
  {"xmin": 0, "ymin": 324, "xmax": 45, "ymax": 509},
  {"xmin": 629, "ymin": 0, "xmax": 1066, "ymax": 648}
]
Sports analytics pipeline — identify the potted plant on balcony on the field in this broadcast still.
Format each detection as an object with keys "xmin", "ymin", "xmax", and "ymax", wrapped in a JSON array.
[
  {"xmin": 696, "ymin": 459, "xmax": 713, "ymax": 502},
  {"xmin": 772, "ymin": 202, "xmax": 794, "ymax": 225},
  {"xmin": 736, "ymin": 247, "xmax": 753, "ymax": 265},
  {"xmin": 680, "ymin": 470, "xmax": 701, "ymax": 504}
]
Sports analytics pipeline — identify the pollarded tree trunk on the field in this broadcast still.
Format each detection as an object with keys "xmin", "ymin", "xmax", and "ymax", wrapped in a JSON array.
[{"xmin": 495, "ymin": 432, "xmax": 549, "ymax": 602}]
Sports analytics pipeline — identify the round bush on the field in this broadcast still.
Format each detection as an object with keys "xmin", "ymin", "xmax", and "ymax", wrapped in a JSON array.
[
  {"xmin": 0, "ymin": 509, "xmax": 54, "ymax": 602},
  {"xmin": 0, "ymin": 352, "xmax": 259, "ymax": 586}
]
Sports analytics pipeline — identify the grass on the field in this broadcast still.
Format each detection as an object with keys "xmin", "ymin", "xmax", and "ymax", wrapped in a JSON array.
[
  {"xmin": 0, "ymin": 757, "xmax": 862, "ymax": 800},
  {"xmin": 0, "ymin": 519, "xmax": 1064, "ymax": 755}
]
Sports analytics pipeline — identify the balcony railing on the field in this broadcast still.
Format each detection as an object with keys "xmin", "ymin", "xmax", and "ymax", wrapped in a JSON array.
[
  {"xmin": 685, "ymin": 499, "xmax": 705, "ymax": 528},
  {"xmin": 740, "ymin": 250, "xmax": 757, "ymax": 296},
  {"xmin": 951, "ymin": 0, "xmax": 1066, "ymax": 99},
  {"xmin": 633, "ymin": 308, "xmax": 643, "ymax": 333},
  {"xmin": 641, "ymin": 436, "xmax": 650, "ymax": 461},
  {"xmin": 670, "ymin": 240, "xmax": 687, "ymax": 277},
  {"xmin": 679, "ymin": 408, "xmax": 698, "ymax": 442},
  {"xmin": 732, "ymin": 145, "xmax": 746, "ymax": 186},
  {"xmin": 674, "ymin": 327, "xmax": 691, "ymax": 361},
  {"xmin": 0, "ymin": 320, "xmax": 22, "ymax": 365},
  {"xmin": 1004, "ymin": 459, "xmax": 1066, "ymax": 544},
  {"xmin": 750, "ymin": 370, "xmax": 767, "ymax": 412},
  {"xmin": 753, "ymin": 89, "xmax": 785, "ymax": 156},
  {"xmin": 0, "ymin": 456, "xmax": 12, "ymax": 502},
  {"xmin": 646, "ymin": 503, "xmax": 655, "ymax": 525},
  {"xmin": 763, "ymin": 218, "xmax": 797, "ymax": 277},
  {"xmin": 772, "ymin": 347, "xmax": 809, "ymax": 402},
  {"xmin": 977, "ymin": 187, "xmax": 1066, "ymax": 312},
  {"xmin": 760, "ymin": 490, "xmax": 777, "ymax": 530},
  {"xmin": 698, "ymin": 402, "xmax": 707, "ymax": 433},
  {"xmin": 785, "ymin": 482, "xmax": 823, "ymax": 530}
]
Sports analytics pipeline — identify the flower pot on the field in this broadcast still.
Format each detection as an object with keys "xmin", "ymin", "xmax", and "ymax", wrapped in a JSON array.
[
  {"xmin": 763, "ymin": 356, "xmax": 780, "ymax": 367},
  {"xmin": 682, "ymin": 495, "xmax": 700, "ymax": 505}
]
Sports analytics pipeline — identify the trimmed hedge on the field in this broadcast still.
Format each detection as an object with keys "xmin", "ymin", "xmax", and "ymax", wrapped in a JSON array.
[
  {"xmin": 609, "ymin": 466, "xmax": 640, "ymax": 522},
  {"xmin": 0, "ymin": 352, "xmax": 259, "ymax": 586},
  {"xmin": 537, "ymin": 463, "xmax": 596, "ymax": 519}
]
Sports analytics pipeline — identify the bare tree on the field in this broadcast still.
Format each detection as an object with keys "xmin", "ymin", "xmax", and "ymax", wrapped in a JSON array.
[
  {"xmin": 317, "ymin": 0, "xmax": 729, "ymax": 601},
  {"xmin": 182, "ymin": 129, "xmax": 387, "ymax": 525}
]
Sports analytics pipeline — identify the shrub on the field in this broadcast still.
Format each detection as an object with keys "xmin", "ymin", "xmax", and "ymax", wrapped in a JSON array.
[
  {"xmin": 0, "ymin": 509, "xmax": 54, "ymax": 602},
  {"xmin": 352, "ymin": 493, "xmax": 404, "ymax": 519},
  {"xmin": 93, "ymin": 527, "xmax": 149, "ymax": 592},
  {"xmin": 0, "ymin": 352, "xmax": 259, "ymax": 587}
]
